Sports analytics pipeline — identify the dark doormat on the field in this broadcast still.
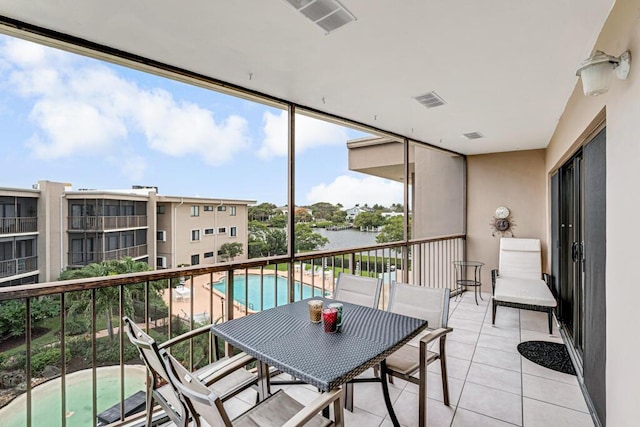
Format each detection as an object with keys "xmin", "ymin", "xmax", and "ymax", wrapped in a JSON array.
[{"xmin": 517, "ymin": 341, "xmax": 576, "ymax": 375}]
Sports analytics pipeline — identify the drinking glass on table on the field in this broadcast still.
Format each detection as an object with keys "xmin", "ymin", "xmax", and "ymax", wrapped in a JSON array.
[{"xmin": 308, "ymin": 300, "xmax": 323, "ymax": 323}]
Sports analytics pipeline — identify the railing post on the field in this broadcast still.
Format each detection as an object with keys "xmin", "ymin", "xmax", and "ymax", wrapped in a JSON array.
[{"xmin": 224, "ymin": 270, "xmax": 235, "ymax": 357}]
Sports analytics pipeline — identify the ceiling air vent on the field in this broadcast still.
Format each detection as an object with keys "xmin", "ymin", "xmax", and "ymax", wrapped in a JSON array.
[
  {"xmin": 414, "ymin": 91, "xmax": 446, "ymax": 109},
  {"xmin": 283, "ymin": 0, "xmax": 356, "ymax": 34},
  {"xmin": 463, "ymin": 132, "xmax": 484, "ymax": 140}
]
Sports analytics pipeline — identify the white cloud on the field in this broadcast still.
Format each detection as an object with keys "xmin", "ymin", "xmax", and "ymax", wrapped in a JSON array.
[
  {"xmin": 306, "ymin": 175, "xmax": 403, "ymax": 208},
  {"xmin": 1, "ymin": 38, "xmax": 251, "ymax": 167},
  {"xmin": 258, "ymin": 110, "xmax": 350, "ymax": 159}
]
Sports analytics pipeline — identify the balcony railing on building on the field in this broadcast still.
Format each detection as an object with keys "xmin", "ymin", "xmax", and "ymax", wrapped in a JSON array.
[
  {"xmin": 68, "ymin": 244, "xmax": 148, "ymax": 266},
  {"xmin": 0, "ymin": 217, "xmax": 37, "ymax": 234},
  {"xmin": 0, "ymin": 235, "xmax": 463, "ymax": 427},
  {"xmin": 0, "ymin": 256, "xmax": 38, "ymax": 278},
  {"xmin": 67, "ymin": 215, "xmax": 148, "ymax": 231}
]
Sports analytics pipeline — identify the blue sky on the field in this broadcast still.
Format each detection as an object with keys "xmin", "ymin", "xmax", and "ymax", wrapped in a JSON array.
[{"xmin": 0, "ymin": 34, "xmax": 403, "ymax": 207}]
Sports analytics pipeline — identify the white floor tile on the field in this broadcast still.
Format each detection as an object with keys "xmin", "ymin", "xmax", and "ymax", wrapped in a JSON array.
[
  {"xmin": 472, "ymin": 346, "xmax": 521, "ymax": 373},
  {"xmin": 477, "ymin": 333, "xmax": 521, "ymax": 354},
  {"xmin": 466, "ymin": 363, "xmax": 522, "ymax": 395},
  {"xmin": 523, "ymin": 397, "xmax": 594, "ymax": 427},
  {"xmin": 389, "ymin": 391, "xmax": 455, "ymax": 427},
  {"xmin": 520, "ymin": 357, "xmax": 578, "ymax": 386},
  {"xmin": 522, "ymin": 374, "xmax": 589, "ymax": 413},
  {"xmin": 458, "ymin": 382, "xmax": 522, "ymax": 426},
  {"xmin": 453, "ymin": 408, "xmax": 520, "ymax": 426}
]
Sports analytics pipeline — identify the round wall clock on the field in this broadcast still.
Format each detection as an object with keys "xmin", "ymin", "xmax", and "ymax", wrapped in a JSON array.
[
  {"xmin": 491, "ymin": 206, "xmax": 514, "ymax": 237},
  {"xmin": 495, "ymin": 206, "xmax": 510, "ymax": 219}
]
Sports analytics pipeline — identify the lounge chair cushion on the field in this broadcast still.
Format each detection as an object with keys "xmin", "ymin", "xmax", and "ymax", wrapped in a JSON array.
[{"xmin": 494, "ymin": 277, "xmax": 556, "ymax": 307}]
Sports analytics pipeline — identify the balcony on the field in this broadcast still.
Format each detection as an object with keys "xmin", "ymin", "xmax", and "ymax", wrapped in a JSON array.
[
  {"xmin": 67, "ymin": 244, "xmax": 148, "ymax": 267},
  {"xmin": 0, "ymin": 256, "xmax": 37, "ymax": 279},
  {"xmin": 0, "ymin": 236, "xmax": 591, "ymax": 426},
  {"xmin": 0, "ymin": 217, "xmax": 37, "ymax": 235},
  {"xmin": 67, "ymin": 216, "xmax": 148, "ymax": 231}
]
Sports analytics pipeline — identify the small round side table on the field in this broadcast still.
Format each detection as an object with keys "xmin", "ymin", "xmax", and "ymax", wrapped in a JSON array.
[{"xmin": 452, "ymin": 260, "xmax": 484, "ymax": 305}]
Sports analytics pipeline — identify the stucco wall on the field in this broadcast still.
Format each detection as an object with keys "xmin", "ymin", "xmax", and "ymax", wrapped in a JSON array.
[
  {"xmin": 466, "ymin": 150, "xmax": 547, "ymax": 291},
  {"xmin": 545, "ymin": 0, "xmax": 640, "ymax": 424}
]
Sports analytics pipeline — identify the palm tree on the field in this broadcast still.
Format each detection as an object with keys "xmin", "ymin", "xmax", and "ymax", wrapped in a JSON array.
[{"xmin": 60, "ymin": 257, "xmax": 156, "ymax": 340}]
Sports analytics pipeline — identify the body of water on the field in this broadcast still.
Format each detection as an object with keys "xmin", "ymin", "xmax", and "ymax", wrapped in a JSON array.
[
  {"xmin": 1, "ymin": 366, "xmax": 146, "ymax": 427},
  {"xmin": 213, "ymin": 274, "xmax": 328, "ymax": 311}
]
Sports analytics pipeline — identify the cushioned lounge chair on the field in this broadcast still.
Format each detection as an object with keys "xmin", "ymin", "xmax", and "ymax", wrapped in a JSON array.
[{"xmin": 491, "ymin": 238, "xmax": 557, "ymax": 334}]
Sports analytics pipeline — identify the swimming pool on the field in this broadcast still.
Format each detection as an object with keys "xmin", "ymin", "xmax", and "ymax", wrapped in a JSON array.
[
  {"xmin": 0, "ymin": 365, "xmax": 146, "ymax": 427},
  {"xmin": 213, "ymin": 274, "xmax": 328, "ymax": 310}
]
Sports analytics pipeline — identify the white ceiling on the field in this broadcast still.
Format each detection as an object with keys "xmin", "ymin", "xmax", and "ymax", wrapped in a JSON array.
[{"xmin": 0, "ymin": 0, "xmax": 614, "ymax": 155}]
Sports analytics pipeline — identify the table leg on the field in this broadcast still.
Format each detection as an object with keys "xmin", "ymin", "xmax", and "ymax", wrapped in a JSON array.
[
  {"xmin": 380, "ymin": 360, "xmax": 400, "ymax": 427},
  {"xmin": 257, "ymin": 361, "xmax": 271, "ymax": 401}
]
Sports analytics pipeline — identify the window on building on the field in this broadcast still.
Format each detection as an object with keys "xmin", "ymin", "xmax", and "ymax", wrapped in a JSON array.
[
  {"xmin": 157, "ymin": 205, "xmax": 165, "ymax": 214},
  {"xmin": 204, "ymin": 228, "xmax": 214, "ymax": 235},
  {"xmin": 204, "ymin": 251, "xmax": 214, "ymax": 258},
  {"xmin": 157, "ymin": 256, "xmax": 167, "ymax": 268},
  {"xmin": 157, "ymin": 230, "xmax": 166, "ymax": 241},
  {"xmin": 204, "ymin": 206, "xmax": 214, "ymax": 211},
  {"xmin": 190, "ymin": 206, "xmax": 199, "ymax": 216},
  {"xmin": 218, "ymin": 227, "xmax": 226, "ymax": 233},
  {"xmin": 230, "ymin": 226, "xmax": 237, "ymax": 237},
  {"xmin": 217, "ymin": 206, "xmax": 226, "ymax": 211},
  {"xmin": 191, "ymin": 229, "xmax": 200, "ymax": 241},
  {"xmin": 230, "ymin": 206, "xmax": 236, "ymax": 216},
  {"xmin": 191, "ymin": 254, "xmax": 200, "ymax": 265}
]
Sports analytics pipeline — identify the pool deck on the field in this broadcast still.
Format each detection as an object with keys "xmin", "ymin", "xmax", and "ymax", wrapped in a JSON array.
[{"xmin": 162, "ymin": 269, "xmax": 337, "ymax": 323}]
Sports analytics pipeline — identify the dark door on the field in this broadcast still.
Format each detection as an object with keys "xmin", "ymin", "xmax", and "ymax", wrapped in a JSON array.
[
  {"xmin": 553, "ymin": 128, "xmax": 606, "ymax": 426},
  {"xmin": 558, "ymin": 154, "xmax": 584, "ymax": 355},
  {"xmin": 583, "ymin": 129, "xmax": 607, "ymax": 425}
]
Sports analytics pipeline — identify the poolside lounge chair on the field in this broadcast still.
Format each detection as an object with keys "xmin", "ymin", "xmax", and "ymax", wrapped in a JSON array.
[
  {"xmin": 123, "ymin": 317, "xmax": 258, "ymax": 427},
  {"xmin": 162, "ymin": 349, "xmax": 344, "ymax": 426}
]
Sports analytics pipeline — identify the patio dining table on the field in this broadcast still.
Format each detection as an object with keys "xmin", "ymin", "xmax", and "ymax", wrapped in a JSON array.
[{"xmin": 211, "ymin": 297, "xmax": 429, "ymax": 426}]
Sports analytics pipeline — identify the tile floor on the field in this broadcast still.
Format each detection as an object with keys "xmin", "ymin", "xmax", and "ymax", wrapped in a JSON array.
[{"xmin": 193, "ymin": 291, "xmax": 595, "ymax": 426}]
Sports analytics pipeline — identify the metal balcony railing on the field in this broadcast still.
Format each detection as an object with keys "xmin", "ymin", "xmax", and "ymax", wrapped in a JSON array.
[
  {"xmin": 0, "ymin": 235, "xmax": 464, "ymax": 427},
  {"xmin": 0, "ymin": 256, "xmax": 38, "ymax": 278},
  {"xmin": 67, "ymin": 244, "xmax": 149, "ymax": 266},
  {"xmin": 67, "ymin": 215, "xmax": 148, "ymax": 231},
  {"xmin": 0, "ymin": 217, "xmax": 37, "ymax": 234}
]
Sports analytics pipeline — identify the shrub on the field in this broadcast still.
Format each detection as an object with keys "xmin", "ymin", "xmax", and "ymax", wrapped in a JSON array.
[
  {"xmin": 31, "ymin": 347, "xmax": 71, "ymax": 375},
  {"xmin": 65, "ymin": 318, "xmax": 89, "ymax": 336}
]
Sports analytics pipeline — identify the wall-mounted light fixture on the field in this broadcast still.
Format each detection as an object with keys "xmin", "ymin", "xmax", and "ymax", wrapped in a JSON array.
[{"xmin": 576, "ymin": 50, "xmax": 631, "ymax": 96}]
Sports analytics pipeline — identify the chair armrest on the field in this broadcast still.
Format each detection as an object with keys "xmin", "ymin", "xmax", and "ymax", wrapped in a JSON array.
[
  {"xmin": 491, "ymin": 269, "xmax": 499, "ymax": 293},
  {"xmin": 159, "ymin": 323, "xmax": 213, "ymax": 349},
  {"xmin": 419, "ymin": 327, "xmax": 453, "ymax": 346},
  {"xmin": 198, "ymin": 352, "xmax": 256, "ymax": 385},
  {"xmin": 282, "ymin": 388, "xmax": 342, "ymax": 427}
]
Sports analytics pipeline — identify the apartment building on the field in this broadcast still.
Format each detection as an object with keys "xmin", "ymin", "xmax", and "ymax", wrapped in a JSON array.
[
  {"xmin": 0, "ymin": 187, "xmax": 39, "ymax": 287},
  {"xmin": 0, "ymin": 181, "xmax": 253, "ymax": 285},
  {"xmin": 156, "ymin": 196, "xmax": 254, "ymax": 269}
]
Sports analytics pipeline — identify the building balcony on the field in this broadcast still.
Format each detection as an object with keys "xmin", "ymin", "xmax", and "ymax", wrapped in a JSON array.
[
  {"xmin": 67, "ymin": 244, "xmax": 148, "ymax": 267},
  {"xmin": 0, "ymin": 256, "xmax": 37, "ymax": 279},
  {"xmin": 67, "ymin": 215, "xmax": 148, "ymax": 231},
  {"xmin": 0, "ymin": 236, "xmax": 592, "ymax": 426},
  {"xmin": 0, "ymin": 217, "xmax": 37, "ymax": 235}
]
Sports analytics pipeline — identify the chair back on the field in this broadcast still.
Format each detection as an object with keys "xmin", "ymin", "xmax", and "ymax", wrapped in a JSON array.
[
  {"xmin": 499, "ymin": 237, "xmax": 542, "ymax": 280},
  {"xmin": 334, "ymin": 272, "xmax": 382, "ymax": 308},
  {"xmin": 122, "ymin": 317, "xmax": 184, "ymax": 416},
  {"xmin": 162, "ymin": 350, "xmax": 233, "ymax": 427},
  {"xmin": 388, "ymin": 282, "xmax": 449, "ymax": 329}
]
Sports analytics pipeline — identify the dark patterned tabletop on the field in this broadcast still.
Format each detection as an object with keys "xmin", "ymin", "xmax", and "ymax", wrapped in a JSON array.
[{"xmin": 211, "ymin": 297, "xmax": 428, "ymax": 391}]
